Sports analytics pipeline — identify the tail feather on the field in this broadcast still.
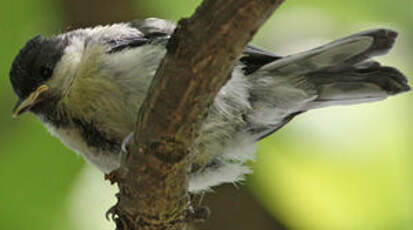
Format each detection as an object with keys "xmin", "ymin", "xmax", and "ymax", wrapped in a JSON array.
[
  {"xmin": 306, "ymin": 64, "xmax": 410, "ymax": 109},
  {"xmin": 256, "ymin": 28, "xmax": 410, "ymax": 109},
  {"xmin": 260, "ymin": 29, "xmax": 399, "ymax": 75},
  {"xmin": 246, "ymin": 28, "xmax": 410, "ymax": 137}
]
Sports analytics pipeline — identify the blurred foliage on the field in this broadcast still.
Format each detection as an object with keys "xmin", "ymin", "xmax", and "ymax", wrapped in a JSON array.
[{"xmin": 0, "ymin": 0, "xmax": 411, "ymax": 230}]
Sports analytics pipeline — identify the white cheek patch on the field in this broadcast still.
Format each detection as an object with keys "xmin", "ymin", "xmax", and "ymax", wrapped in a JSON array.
[{"xmin": 48, "ymin": 37, "xmax": 84, "ymax": 92}]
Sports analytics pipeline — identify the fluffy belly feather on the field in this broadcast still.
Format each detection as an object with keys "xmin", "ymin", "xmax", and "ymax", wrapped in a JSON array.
[{"xmin": 44, "ymin": 122, "xmax": 121, "ymax": 173}]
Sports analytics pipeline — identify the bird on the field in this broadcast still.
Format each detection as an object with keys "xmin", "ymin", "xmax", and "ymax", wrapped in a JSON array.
[{"xmin": 9, "ymin": 18, "xmax": 410, "ymax": 193}]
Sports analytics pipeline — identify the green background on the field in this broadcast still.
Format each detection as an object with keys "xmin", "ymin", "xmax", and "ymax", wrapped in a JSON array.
[{"xmin": 0, "ymin": 0, "xmax": 412, "ymax": 229}]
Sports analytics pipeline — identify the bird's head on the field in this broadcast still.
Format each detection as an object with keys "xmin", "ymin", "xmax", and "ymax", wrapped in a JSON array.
[{"xmin": 10, "ymin": 35, "xmax": 69, "ymax": 117}]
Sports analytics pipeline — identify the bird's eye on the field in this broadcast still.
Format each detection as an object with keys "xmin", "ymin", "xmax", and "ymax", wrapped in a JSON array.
[{"xmin": 40, "ymin": 66, "xmax": 53, "ymax": 80}]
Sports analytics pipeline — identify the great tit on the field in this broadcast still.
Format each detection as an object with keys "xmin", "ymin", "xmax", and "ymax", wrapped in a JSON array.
[{"xmin": 9, "ymin": 18, "xmax": 410, "ymax": 192}]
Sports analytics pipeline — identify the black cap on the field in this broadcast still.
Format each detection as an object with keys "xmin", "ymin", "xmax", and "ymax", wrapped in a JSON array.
[{"xmin": 9, "ymin": 35, "xmax": 68, "ymax": 99}]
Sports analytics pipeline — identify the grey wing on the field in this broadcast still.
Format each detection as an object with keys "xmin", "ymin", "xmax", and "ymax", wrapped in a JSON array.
[
  {"xmin": 106, "ymin": 36, "xmax": 150, "ymax": 53},
  {"xmin": 129, "ymin": 18, "xmax": 176, "ymax": 38},
  {"xmin": 107, "ymin": 18, "xmax": 175, "ymax": 53},
  {"xmin": 112, "ymin": 17, "xmax": 282, "ymax": 73}
]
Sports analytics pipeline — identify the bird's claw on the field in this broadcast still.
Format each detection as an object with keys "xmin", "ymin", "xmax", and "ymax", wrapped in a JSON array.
[
  {"xmin": 105, "ymin": 170, "xmax": 122, "ymax": 184},
  {"xmin": 106, "ymin": 204, "xmax": 118, "ymax": 221},
  {"xmin": 106, "ymin": 193, "xmax": 121, "ymax": 221}
]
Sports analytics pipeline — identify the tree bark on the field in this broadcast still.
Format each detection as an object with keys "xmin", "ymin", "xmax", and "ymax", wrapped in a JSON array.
[{"xmin": 109, "ymin": 0, "xmax": 285, "ymax": 229}]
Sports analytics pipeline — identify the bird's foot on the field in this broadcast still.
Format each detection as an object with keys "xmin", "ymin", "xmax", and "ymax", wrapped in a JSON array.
[
  {"xmin": 106, "ymin": 193, "xmax": 121, "ymax": 221},
  {"xmin": 104, "ymin": 132, "xmax": 134, "ymax": 184},
  {"xmin": 104, "ymin": 170, "xmax": 122, "ymax": 184}
]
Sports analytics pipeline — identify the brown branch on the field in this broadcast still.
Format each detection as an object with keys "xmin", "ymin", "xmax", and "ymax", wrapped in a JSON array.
[{"xmin": 111, "ymin": 0, "xmax": 285, "ymax": 229}]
